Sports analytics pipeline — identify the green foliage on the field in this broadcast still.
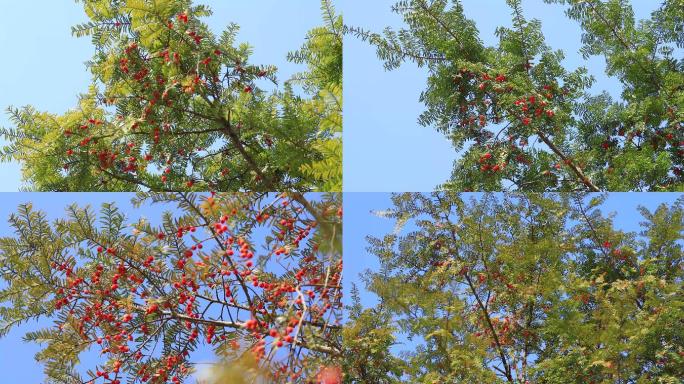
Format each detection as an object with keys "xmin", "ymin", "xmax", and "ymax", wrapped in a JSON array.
[
  {"xmin": 351, "ymin": 0, "xmax": 684, "ymax": 191},
  {"xmin": 287, "ymin": 0, "xmax": 343, "ymax": 192},
  {"xmin": 344, "ymin": 193, "xmax": 684, "ymax": 383},
  {"xmin": 342, "ymin": 285, "xmax": 405, "ymax": 383},
  {"xmin": 1, "ymin": 0, "xmax": 342, "ymax": 192}
]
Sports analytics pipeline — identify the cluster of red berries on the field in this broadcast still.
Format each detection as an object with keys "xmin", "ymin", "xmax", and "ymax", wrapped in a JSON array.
[{"xmin": 58, "ymin": 10, "xmax": 277, "ymax": 189}]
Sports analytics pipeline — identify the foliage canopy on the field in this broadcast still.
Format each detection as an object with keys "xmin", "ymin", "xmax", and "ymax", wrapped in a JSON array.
[
  {"xmin": 350, "ymin": 0, "xmax": 684, "ymax": 191},
  {"xmin": 345, "ymin": 193, "xmax": 684, "ymax": 383},
  {"xmin": 1, "ymin": 0, "xmax": 342, "ymax": 192}
]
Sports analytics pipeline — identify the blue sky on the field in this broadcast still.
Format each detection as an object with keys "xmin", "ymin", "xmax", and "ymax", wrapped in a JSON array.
[
  {"xmin": 342, "ymin": 0, "xmax": 660, "ymax": 192},
  {"xmin": 0, "ymin": 0, "xmax": 321, "ymax": 191}
]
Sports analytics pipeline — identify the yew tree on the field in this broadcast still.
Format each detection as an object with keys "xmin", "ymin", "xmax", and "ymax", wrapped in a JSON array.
[
  {"xmin": 0, "ymin": 192, "xmax": 342, "ymax": 383},
  {"xmin": 1, "ymin": 0, "xmax": 342, "ymax": 192},
  {"xmin": 344, "ymin": 193, "xmax": 684, "ymax": 383},
  {"xmin": 350, "ymin": 0, "xmax": 684, "ymax": 191}
]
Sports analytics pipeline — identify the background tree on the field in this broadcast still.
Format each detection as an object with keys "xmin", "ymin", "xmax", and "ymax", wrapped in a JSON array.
[
  {"xmin": 344, "ymin": 193, "xmax": 684, "ymax": 383},
  {"xmin": 349, "ymin": 0, "xmax": 684, "ymax": 191},
  {"xmin": 0, "ymin": 192, "xmax": 342, "ymax": 383},
  {"xmin": 342, "ymin": 285, "xmax": 406, "ymax": 384},
  {"xmin": 0, "ymin": 0, "xmax": 342, "ymax": 192}
]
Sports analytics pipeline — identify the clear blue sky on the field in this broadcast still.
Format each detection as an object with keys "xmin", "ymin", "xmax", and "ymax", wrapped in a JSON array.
[
  {"xmin": 342, "ymin": 0, "xmax": 659, "ymax": 192},
  {"xmin": 0, "ymin": 0, "xmax": 321, "ymax": 191}
]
